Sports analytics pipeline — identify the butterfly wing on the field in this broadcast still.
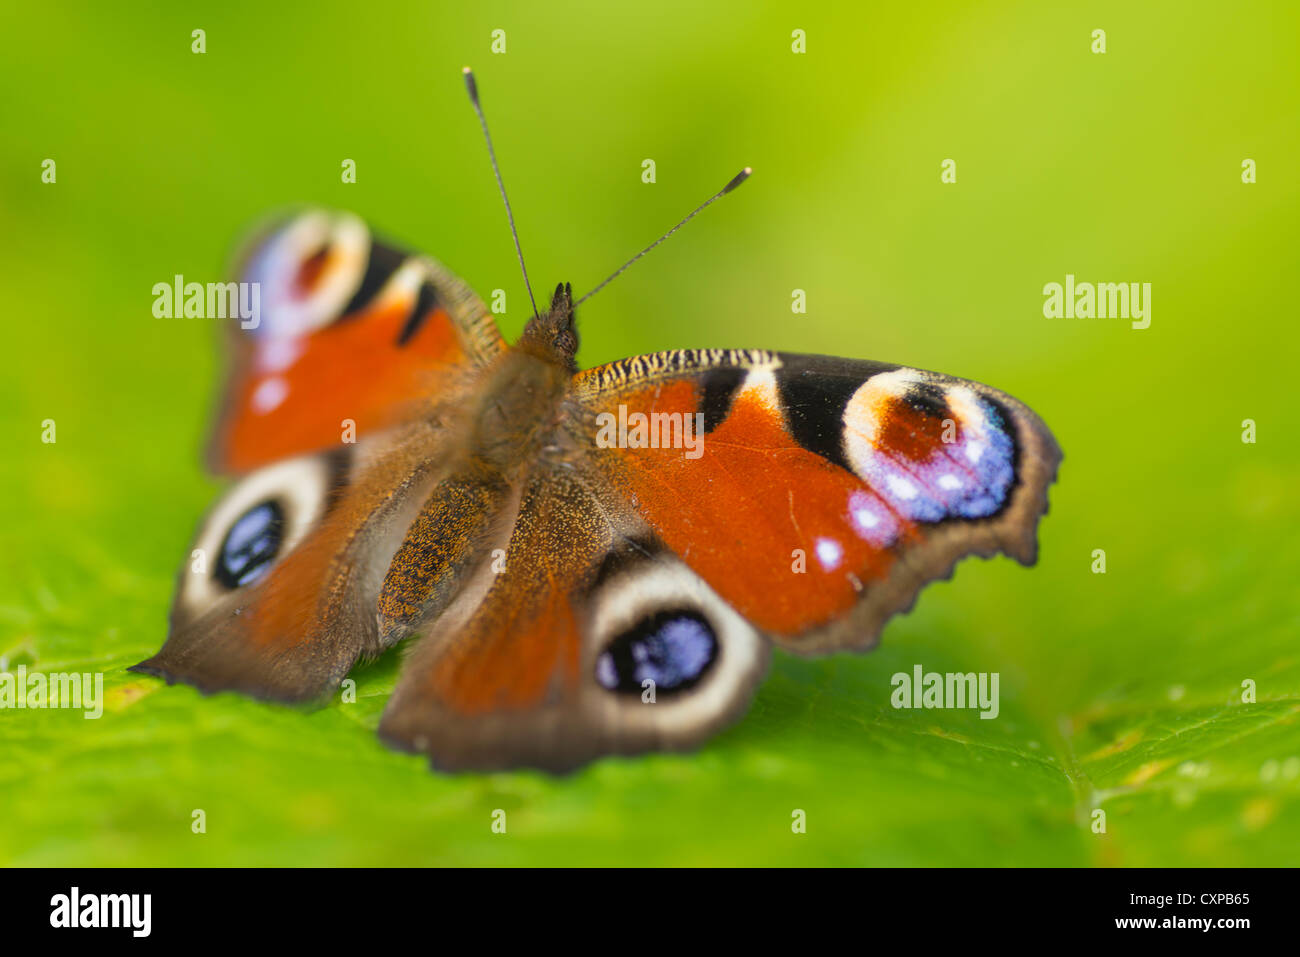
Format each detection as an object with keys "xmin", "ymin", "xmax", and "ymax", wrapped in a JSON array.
[
  {"xmin": 131, "ymin": 421, "xmax": 464, "ymax": 702},
  {"xmin": 572, "ymin": 349, "xmax": 1062, "ymax": 654},
  {"xmin": 135, "ymin": 209, "xmax": 502, "ymax": 701},
  {"xmin": 377, "ymin": 466, "xmax": 770, "ymax": 772},
  {"xmin": 209, "ymin": 209, "xmax": 503, "ymax": 474}
]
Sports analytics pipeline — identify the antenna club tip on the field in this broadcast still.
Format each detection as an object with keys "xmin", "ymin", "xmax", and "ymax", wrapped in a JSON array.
[
  {"xmin": 462, "ymin": 65, "xmax": 472, "ymax": 74},
  {"xmin": 463, "ymin": 67, "xmax": 479, "ymax": 103},
  {"xmin": 723, "ymin": 167, "xmax": 753, "ymax": 193}
]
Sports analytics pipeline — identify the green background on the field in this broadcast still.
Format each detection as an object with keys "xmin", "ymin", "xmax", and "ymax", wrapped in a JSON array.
[{"xmin": 2, "ymin": 1, "xmax": 1297, "ymax": 866}]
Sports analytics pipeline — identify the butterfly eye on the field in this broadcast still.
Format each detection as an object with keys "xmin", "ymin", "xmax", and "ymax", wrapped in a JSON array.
[
  {"xmin": 595, "ymin": 610, "xmax": 719, "ymax": 694},
  {"xmin": 215, "ymin": 500, "xmax": 285, "ymax": 589}
]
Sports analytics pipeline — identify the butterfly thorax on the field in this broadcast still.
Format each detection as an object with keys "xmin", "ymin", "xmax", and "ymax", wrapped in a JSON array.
[{"xmin": 463, "ymin": 283, "xmax": 579, "ymax": 473}]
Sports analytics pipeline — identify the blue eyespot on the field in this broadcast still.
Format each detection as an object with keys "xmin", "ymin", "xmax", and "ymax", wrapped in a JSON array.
[
  {"xmin": 595, "ymin": 610, "xmax": 718, "ymax": 694},
  {"xmin": 215, "ymin": 500, "xmax": 284, "ymax": 589}
]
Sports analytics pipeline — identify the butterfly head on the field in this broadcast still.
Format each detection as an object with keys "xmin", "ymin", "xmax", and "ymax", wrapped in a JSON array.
[{"xmin": 520, "ymin": 281, "xmax": 579, "ymax": 370}]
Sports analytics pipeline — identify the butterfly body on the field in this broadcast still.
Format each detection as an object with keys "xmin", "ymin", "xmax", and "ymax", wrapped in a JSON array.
[{"xmin": 132, "ymin": 209, "xmax": 1061, "ymax": 772}]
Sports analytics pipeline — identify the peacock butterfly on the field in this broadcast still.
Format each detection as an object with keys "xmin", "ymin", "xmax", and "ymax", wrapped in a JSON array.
[{"xmin": 131, "ymin": 69, "xmax": 1062, "ymax": 772}]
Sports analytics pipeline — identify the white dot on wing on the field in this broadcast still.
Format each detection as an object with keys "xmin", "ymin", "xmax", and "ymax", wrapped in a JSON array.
[
  {"xmin": 852, "ymin": 507, "xmax": 878, "ymax": 530},
  {"xmin": 886, "ymin": 474, "xmax": 917, "ymax": 500},
  {"xmin": 815, "ymin": 537, "xmax": 843, "ymax": 571},
  {"xmin": 251, "ymin": 377, "xmax": 289, "ymax": 414}
]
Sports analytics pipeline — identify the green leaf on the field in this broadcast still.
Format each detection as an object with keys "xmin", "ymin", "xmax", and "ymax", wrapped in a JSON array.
[{"xmin": 2, "ymin": 0, "xmax": 1298, "ymax": 866}]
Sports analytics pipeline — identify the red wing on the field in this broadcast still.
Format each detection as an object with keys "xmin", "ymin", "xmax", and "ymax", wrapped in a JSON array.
[
  {"xmin": 573, "ymin": 349, "xmax": 1062, "ymax": 653},
  {"xmin": 377, "ymin": 468, "xmax": 770, "ymax": 772},
  {"xmin": 209, "ymin": 210, "xmax": 503, "ymax": 474}
]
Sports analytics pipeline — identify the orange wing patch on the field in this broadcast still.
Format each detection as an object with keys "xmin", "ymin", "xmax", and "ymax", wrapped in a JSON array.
[
  {"xmin": 594, "ymin": 377, "xmax": 914, "ymax": 636},
  {"xmin": 428, "ymin": 586, "xmax": 581, "ymax": 715},
  {"xmin": 214, "ymin": 296, "xmax": 468, "ymax": 473},
  {"xmin": 207, "ymin": 210, "xmax": 501, "ymax": 474}
]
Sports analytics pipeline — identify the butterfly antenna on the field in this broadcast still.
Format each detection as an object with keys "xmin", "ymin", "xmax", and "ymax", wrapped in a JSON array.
[
  {"xmin": 575, "ymin": 167, "xmax": 752, "ymax": 307},
  {"xmin": 463, "ymin": 66, "xmax": 539, "ymax": 318}
]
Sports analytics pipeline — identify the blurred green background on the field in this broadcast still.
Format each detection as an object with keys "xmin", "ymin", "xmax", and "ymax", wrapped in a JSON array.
[{"xmin": 2, "ymin": 1, "xmax": 1297, "ymax": 866}]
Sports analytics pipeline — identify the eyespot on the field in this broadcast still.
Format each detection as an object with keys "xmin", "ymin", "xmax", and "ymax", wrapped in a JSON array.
[
  {"xmin": 242, "ymin": 211, "xmax": 370, "ymax": 342},
  {"xmin": 174, "ymin": 452, "xmax": 336, "ymax": 618},
  {"xmin": 215, "ymin": 500, "xmax": 284, "ymax": 589},
  {"xmin": 595, "ymin": 609, "xmax": 718, "ymax": 694},
  {"xmin": 577, "ymin": 554, "xmax": 768, "ymax": 749}
]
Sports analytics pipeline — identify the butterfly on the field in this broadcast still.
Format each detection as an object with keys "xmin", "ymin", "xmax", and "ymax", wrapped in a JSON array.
[{"xmin": 131, "ymin": 70, "xmax": 1061, "ymax": 772}]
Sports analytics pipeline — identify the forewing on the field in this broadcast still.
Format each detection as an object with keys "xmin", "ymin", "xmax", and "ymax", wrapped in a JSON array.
[
  {"xmin": 209, "ymin": 209, "xmax": 503, "ymax": 474},
  {"xmin": 572, "ymin": 349, "xmax": 1062, "ymax": 653}
]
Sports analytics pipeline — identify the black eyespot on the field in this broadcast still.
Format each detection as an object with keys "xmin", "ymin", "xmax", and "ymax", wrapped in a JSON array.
[
  {"xmin": 215, "ymin": 500, "xmax": 284, "ymax": 589},
  {"xmin": 595, "ymin": 610, "xmax": 718, "ymax": 694}
]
